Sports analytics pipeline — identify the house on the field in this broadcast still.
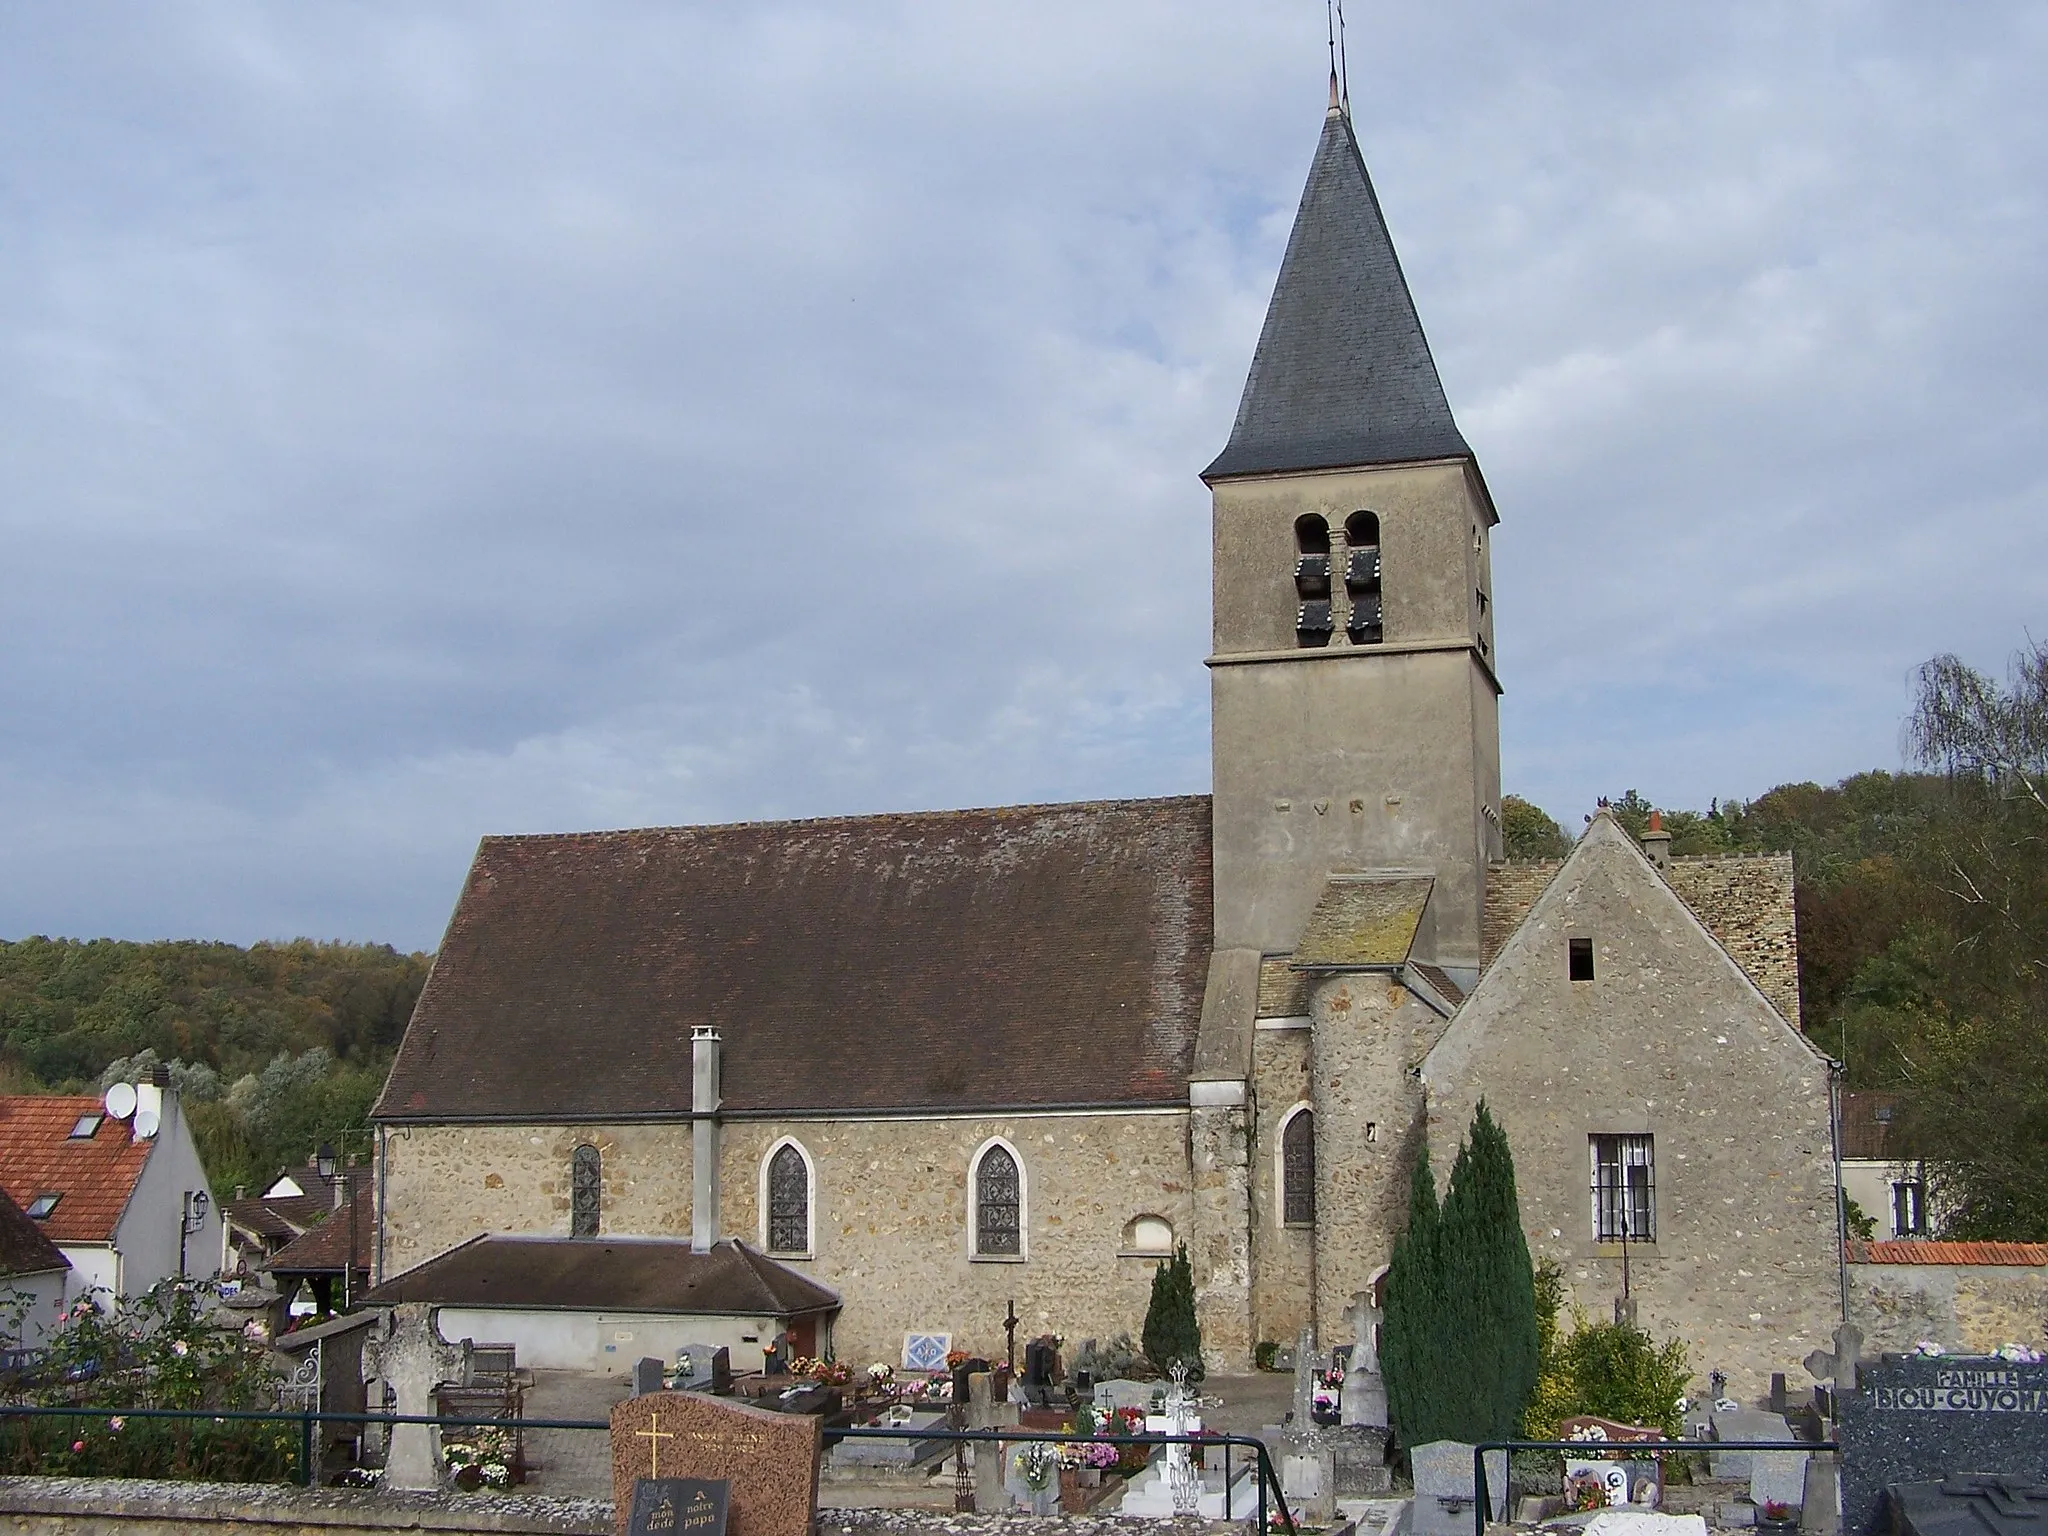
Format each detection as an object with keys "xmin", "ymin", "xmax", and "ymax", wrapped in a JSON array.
[
  {"xmin": 359, "ymin": 1234, "xmax": 840, "ymax": 1373},
  {"xmin": 0, "ymin": 1187, "xmax": 70, "ymax": 1348},
  {"xmin": 264, "ymin": 1190, "xmax": 373, "ymax": 1316},
  {"xmin": 223, "ymin": 1164, "xmax": 372, "ymax": 1279},
  {"xmin": 1839, "ymin": 1092, "xmax": 1929, "ymax": 1240},
  {"xmin": 366, "ymin": 89, "xmax": 1839, "ymax": 1402},
  {"xmin": 0, "ymin": 1081, "xmax": 220, "ymax": 1305}
]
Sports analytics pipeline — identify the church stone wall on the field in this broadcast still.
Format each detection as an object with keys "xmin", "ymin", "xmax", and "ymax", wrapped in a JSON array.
[
  {"xmin": 714, "ymin": 1112, "xmax": 1196, "ymax": 1369},
  {"xmin": 1189, "ymin": 1103, "xmax": 1254, "ymax": 1372},
  {"xmin": 1307, "ymin": 977, "xmax": 1434, "ymax": 1336},
  {"xmin": 1250, "ymin": 1024, "xmax": 1313, "ymax": 1351},
  {"xmin": 382, "ymin": 1112, "xmax": 1202, "ymax": 1371},
  {"xmin": 379, "ymin": 1123, "xmax": 695, "ymax": 1279}
]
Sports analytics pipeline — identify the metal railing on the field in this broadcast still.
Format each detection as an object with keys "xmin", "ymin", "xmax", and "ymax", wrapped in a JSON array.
[
  {"xmin": 1471, "ymin": 1438, "xmax": 1839, "ymax": 1536},
  {"xmin": 0, "ymin": 1404, "xmax": 1296, "ymax": 1531}
]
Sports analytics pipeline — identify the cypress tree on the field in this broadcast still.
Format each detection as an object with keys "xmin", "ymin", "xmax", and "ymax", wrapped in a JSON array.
[
  {"xmin": 1438, "ymin": 1101, "xmax": 1541, "ymax": 1442},
  {"xmin": 1142, "ymin": 1242, "xmax": 1204, "ymax": 1379},
  {"xmin": 1381, "ymin": 1142, "xmax": 1445, "ymax": 1444}
]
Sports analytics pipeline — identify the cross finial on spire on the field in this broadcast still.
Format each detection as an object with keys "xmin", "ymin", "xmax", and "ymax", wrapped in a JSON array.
[{"xmin": 1327, "ymin": 1, "xmax": 1341, "ymax": 114}]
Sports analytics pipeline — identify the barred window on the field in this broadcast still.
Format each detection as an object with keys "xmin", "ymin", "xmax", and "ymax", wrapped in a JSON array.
[
  {"xmin": 974, "ymin": 1144, "xmax": 1022, "ymax": 1256},
  {"xmin": 570, "ymin": 1144, "xmax": 602, "ymax": 1238},
  {"xmin": 1282, "ymin": 1109, "xmax": 1316, "ymax": 1226},
  {"xmin": 767, "ymin": 1143, "xmax": 810, "ymax": 1255},
  {"xmin": 1591, "ymin": 1134, "xmax": 1654, "ymax": 1241}
]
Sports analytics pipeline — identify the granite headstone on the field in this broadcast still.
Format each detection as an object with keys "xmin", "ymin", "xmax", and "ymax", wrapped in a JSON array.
[
  {"xmin": 1839, "ymin": 1355, "xmax": 2048, "ymax": 1536},
  {"xmin": 610, "ymin": 1390, "xmax": 820, "ymax": 1536}
]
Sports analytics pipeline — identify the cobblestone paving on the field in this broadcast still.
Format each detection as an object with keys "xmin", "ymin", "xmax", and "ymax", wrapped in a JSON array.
[{"xmin": 517, "ymin": 1369, "xmax": 631, "ymax": 1500}]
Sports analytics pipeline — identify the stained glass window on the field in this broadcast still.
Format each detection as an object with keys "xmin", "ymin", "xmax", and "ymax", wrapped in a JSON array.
[
  {"xmin": 975, "ymin": 1145, "xmax": 1021, "ymax": 1256},
  {"xmin": 570, "ymin": 1144, "xmax": 601, "ymax": 1238},
  {"xmin": 1282, "ymin": 1110, "xmax": 1316, "ymax": 1225},
  {"xmin": 767, "ymin": 1143, "xmax": 809, "ymax": 1254}
]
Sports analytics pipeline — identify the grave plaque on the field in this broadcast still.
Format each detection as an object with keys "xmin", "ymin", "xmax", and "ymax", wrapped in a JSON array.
[
  {"xmin": 611, "ymin": 1391, "xmax": 820, "ymax": 1536},
  {"xmin": 1839, "ymin": 1355, "xmax": 2048, "ymax": 1536},
  {"xmin": 629, "ymin": 1479, "xmax": 730, "ymax": 1536}
]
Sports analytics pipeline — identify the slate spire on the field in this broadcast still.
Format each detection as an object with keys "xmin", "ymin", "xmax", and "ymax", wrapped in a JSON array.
[{"xmin": 1204, "ymin": 105, "xmax": 1471, "ymax": 481}]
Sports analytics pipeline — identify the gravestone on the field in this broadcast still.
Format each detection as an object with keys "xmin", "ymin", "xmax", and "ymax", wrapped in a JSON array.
[
  {"xmin": 611, "ymin": 1390, "xmax": 820, "ymax": 1536},
  {"xmin": 830, "ymin": 1408, "xmax": 948, "ymax": 1468},
  {"xmin": 902, "ymin": 1332, "xmax": 950, "ymax": 1374},
  {"xmin": 361, "ymin": 1303, "xmax": 470, "ymax": 1491},
  {"xmin": 1752, "ymin": 1447, "xmax": 1810, "ymax": 1515},
  {"xmin": 1711, "ymin": 1408, "xmax": 1793, "ymax": 1479},
  {"xmin": 635, "ymin": 1357, "xmax": 667, "ymax": 1396},
  {"xmin": 1409, "ymin": 1440, "xmax": 1509, "ymax": 1536},
  {"xmin": 1563, "ymin": 1417, "xmax": 1666, "ymax": 1508},
  {"xmin": 1093, "ymin": 1379, "xmax": 1155, "ymax": 1415},
  {"xmin": 675, "ymin": 1345, "xmax": 730, "ymax": 1393},
  {"xmin": 1839, "ymin": 1355, "xmax": 2048, "ymax": 1536},
  {"xmin": 1806, "ymin": 1323, "xmax": 1865, "ymax": 1394},
  {"xmin": 1340, "ymin": 1290, "xmax": 1389, "ymax": 1431},
  {"xmin": 628, "ymin": 1478, "xmax": 729, "ymax": 1536}
]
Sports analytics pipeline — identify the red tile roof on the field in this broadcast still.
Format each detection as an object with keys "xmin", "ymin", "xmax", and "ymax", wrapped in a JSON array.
[
  {"xmin": 1847, "ymin": 1240, "xmax": 2048, "ymax": 1266},
  {"xmin": 264, "ymin": 1194, "xmax": 370, "ymax": 1276},
  {"xmin": 0, "ymin": 1096, "xmax": 152, "ymax": 1244}
]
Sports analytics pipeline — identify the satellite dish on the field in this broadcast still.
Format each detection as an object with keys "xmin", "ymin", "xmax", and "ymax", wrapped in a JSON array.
[
  {"xmin": 133, "ymin": 1082, "xmax": 162, "ymax": 1139},
  {"xmin": 104, "ymin": 1082, "xmax": 137, "ymax": 1120}
]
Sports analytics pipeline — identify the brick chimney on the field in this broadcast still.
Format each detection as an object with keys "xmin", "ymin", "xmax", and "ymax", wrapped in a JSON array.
[
  {"xmin": 691, "ymin": 1028, "xmax": 722, "ymax": 1254},
  {"xmin": 1641, "ymin": 809, "xmax": 1672, "ymax": 869}
]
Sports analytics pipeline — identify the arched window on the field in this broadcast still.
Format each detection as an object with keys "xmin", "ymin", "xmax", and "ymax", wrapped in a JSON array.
[
  {"xmin": 1280, "ymin": 1109, "xmax": 1315, "ymax": 1226},
  {"xmin": 764, "ymin": 1140, "xmax": 812, "ymax": 1256},
  {"xmin": 1123, "ymin": 1214, "xmax": 1175, "ymax": 1255},
  {"xmin": 570, "ymin": 1144, "xmax": 602, "ymax": 1238},
  {"xmin": 972, "ymin": 1141, "xmax": 1023, "ymax": 1257},
  {"xmin": 1294, "ymin": 515, "xmax": 1333, "ymax": 647},
  {"xmin": 1344, "ymin": 510, "xmax": 1382, "ymax": 644}
]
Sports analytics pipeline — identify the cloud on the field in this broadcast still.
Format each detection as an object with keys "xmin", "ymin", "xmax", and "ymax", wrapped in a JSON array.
[{"xmin": 0, "ymin": 2, "xmax": 2044, "ymax": 944}]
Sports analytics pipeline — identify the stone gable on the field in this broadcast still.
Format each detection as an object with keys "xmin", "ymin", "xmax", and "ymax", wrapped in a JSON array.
[{"xmin": 1484, "ymin": 850, "xmax": 1801, "ymax": 1027}]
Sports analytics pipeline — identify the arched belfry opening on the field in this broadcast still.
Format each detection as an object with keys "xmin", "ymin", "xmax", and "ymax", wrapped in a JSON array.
[{"xmin": 1294, "ymin": 514, "xmax": 1333, "ymax": 647}]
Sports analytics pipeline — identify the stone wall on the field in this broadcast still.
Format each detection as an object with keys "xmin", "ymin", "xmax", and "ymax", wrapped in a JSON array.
[
  {"xmin": 1484, "ymin": 853, "xmax": 1802, "ymax": 1027},
  {"xmin": 382, "ymin": 1111, "xmax": 1197, "ymax": 1372},
  {"xmin": 1430, "ymin": 818, "xmax": 1839, "ymax": 1404},
  {"xmin": 1306, "ymin": 976, "xmax": 1434, "ymax": 1336},
  {"xmin": 0, "ymin": 1479, "xmax": 605, "ymax": 1536},
  {"xmin": 1249, "ymin": 1025, "xmax": 1313, "ymax": 1351},
  {"xmin": 1849, "ymin": 1259, "xmax": 2048, "ymax": 1354}
]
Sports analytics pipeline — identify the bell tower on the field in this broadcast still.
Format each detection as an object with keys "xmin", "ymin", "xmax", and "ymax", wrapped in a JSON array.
[{"xmin": 1204, "ymin": 98, "xmax": 1501, "ymax": 978}]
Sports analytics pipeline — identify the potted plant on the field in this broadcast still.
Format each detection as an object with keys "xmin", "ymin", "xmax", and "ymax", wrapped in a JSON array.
[{"xmin": 1757, "ymin": 1499, "xmax": 1801, "ymax": 1534}]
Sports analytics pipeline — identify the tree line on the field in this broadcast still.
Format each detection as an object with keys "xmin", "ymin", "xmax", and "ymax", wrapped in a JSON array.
[{"xmin": 0, "ymin": 938, "xmax": 427, "ymax": 1198}]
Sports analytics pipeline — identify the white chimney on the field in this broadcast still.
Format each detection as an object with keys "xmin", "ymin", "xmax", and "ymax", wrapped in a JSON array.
[{"xmin": 691, "ymin": 1028, "xmax": 722, "ymax": 1254}]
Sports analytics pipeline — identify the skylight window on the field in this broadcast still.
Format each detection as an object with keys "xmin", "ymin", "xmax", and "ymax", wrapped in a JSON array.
[
  {"xmin": 69, "ymin": 1113, "xmax": 103, "ymax": 1139},
  {"xmin": 25, "ymin": 1194, "xmax": 60, "ymax": 1220}
]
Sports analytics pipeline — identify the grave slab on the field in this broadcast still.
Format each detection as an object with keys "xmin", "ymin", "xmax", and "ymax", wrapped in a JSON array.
[
  {"xmin": 1409, "ymin": 1440, "xmax": 1507, "ymax": 1536},
  {"xmin": 610, "ymin": 1390, "xmax": 819, "ymax": 1536},
  {"xmin": 1710, "ymin": 1409, "xmax": 1793, "ymax": 1480},
  {"xmin": 1838, "ymin": 1355, "xmax": 2048, "ymax": 1536}
]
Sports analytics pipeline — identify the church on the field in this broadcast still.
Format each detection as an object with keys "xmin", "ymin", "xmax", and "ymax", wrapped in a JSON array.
[{"xmin": 369, "ymin": 92, "xmax": 1841, "ymax": 1401}]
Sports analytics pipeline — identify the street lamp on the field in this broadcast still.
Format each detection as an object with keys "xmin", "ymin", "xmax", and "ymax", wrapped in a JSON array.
[{"xmin": 179, "ymin": 1189, "xmax": 210, "ymax": 1279}]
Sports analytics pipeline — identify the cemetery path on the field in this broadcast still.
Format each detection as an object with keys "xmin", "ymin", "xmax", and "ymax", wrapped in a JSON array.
[{"xmin": 519, "ymin": 1368, "xmax": 632, "ymax": 1500}]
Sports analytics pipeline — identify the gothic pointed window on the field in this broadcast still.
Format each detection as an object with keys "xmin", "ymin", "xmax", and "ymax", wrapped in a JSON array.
[
  {"xmin": 570, "ymin": 1144, "xmax": 601, "ymax": 1238},
  {"xmin": 973, "ymin": 1142, "xmax": 1022, "ymax": 1257},
  {"xmin": 1294, "ymin": 515, "xmax": 1334, "ymax": 647},
  {"xmin": 1281, "ymin": 1108, "xmax": 1315, "ymax": 1226},
  {"xmin": 766, "ymin": 1142, "xmax": 811, "ymax": 1256}
]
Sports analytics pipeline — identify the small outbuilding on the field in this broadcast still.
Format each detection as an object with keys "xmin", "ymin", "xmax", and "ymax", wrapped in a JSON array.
[{"xmin": 359, "ymin": 1234, "xmax": 840, "ymax": 1372}]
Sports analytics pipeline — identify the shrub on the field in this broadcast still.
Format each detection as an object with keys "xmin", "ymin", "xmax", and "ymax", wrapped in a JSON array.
[
  {"xmin": 1523, "ymin": 1308, "xmax": 1692, "ymax": 1440},
  {"xmin": 1141, "ymin": 1244, "xmax": 1203, "ymax": 1380}
]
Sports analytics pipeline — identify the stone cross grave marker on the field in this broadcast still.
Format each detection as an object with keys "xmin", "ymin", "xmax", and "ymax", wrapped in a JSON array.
[
  {"xmin": 1839, "ymin": 1354, "xmax": 2048, "ymax": 1536},
  {"xmin": 1342, "ymin": 1290, "xmax": 1389, "ymax": 1431},
  {"xmin": 1806, "ymin": 1322, "xmax": 1866, "ymax": 1394},
  {"xmin": 360, "ymin": 1302, "xmax": 470, "ymax": 1491},
  {"xmin": 611, "ymin": 1391, "xmax": 820, "ymax": 1536}
]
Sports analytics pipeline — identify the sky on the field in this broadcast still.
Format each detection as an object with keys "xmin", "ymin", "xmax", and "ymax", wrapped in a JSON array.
[{"xmin": 3, "ymin": 3, "xmax": 2044, "ymax": 950}]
